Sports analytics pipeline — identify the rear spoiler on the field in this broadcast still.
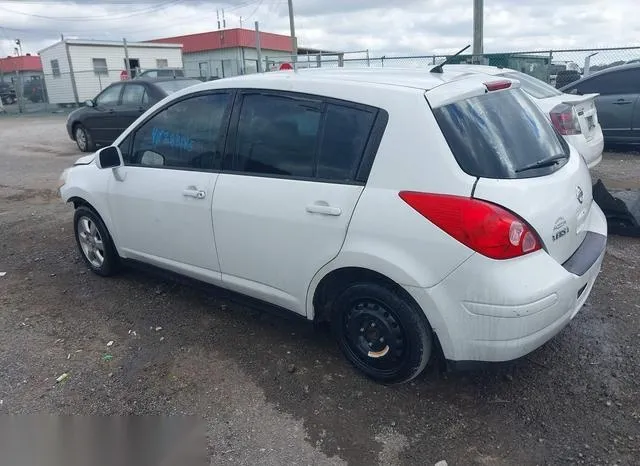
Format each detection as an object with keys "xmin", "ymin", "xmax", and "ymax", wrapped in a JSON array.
[
  {"xmin": 426, "ymin": 76, "xmax": 521, "ymax": 109},
  {"xmin": 561, "ymin": 93, "xmax": 599, "ymax": 106}
]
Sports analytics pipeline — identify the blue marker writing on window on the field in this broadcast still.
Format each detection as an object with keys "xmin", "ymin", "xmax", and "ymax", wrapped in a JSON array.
[{"xmin": 151, "ymin": 127, "xmax": 193, "ymax": 151}]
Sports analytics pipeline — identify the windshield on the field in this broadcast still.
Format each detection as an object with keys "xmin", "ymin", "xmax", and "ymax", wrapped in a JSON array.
[
  {"xmin": 155, "ymin": 79, "xmax": 202, "ymax": 94},
  {"xmin": 432, "ymin": 88, "xmax": 569, "ymax": 179},
  {"xmin": 501, "ymin": 71, "xmax": 562, "ymax": 99}
]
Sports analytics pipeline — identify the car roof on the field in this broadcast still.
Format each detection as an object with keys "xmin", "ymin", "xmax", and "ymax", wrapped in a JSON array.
[
  {"xmin": 184, "ymin": 67, "xmax": 508, "ymax": 92},
  {"xmin": 135, "ymin": 77, "xmax": 200, "ymax": 84},
  {"xmin": 574, "ymin": 62, "xmax": 640, "ymax": 79}
]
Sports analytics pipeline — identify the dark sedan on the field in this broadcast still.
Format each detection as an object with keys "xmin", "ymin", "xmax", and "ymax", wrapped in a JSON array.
[{"xmin": 66, "ymin": 77, "xmax": 202, "ymax": 152}]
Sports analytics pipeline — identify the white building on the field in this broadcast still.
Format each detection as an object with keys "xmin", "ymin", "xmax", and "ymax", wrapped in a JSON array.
[
  {"xmin": 147, "ymin": 29, "xmax": 293, "ymax": 79},
  {"xmin": 38, "ymin": 39, "xmax": 183, "ymax": 105}
]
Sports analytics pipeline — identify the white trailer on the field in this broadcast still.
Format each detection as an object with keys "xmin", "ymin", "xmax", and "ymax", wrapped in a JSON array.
[{"xmin": 39, "ymin": 39, "xmax": 183, "ymax": 106}]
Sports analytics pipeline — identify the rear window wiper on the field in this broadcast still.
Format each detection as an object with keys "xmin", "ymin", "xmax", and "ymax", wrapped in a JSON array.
[{"xmin": 515, "ymin": 154, "xmax": 569, "ymax": 173}]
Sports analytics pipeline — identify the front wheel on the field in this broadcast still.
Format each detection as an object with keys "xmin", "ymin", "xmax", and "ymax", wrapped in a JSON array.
[
  {"xmin": 73, "ymin": 206, "xmax": 120, "ymax": 276},
  {"xmin": 331, "ymin": 282, "xmax": 433, "ymax": 384},
  {"xmin": 74, "ymin": 124, "xmax": 95, "ymax": 152}
]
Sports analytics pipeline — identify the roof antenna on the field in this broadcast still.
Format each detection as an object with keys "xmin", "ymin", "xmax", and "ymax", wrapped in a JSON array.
[{"xmin": 430, "ymin": 45, "xmax": 471, "ymax": 74}]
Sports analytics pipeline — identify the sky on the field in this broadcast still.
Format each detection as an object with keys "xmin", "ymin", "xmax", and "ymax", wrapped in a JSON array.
[{"xmin": 0, "ymin": 0, "xmax": 637, "ymax": 62}]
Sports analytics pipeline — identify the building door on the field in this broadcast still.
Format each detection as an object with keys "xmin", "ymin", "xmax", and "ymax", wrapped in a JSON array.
[
  {"xmin": 199, "ymin": 62, "xmax": 210, "ymax": 79},
  {"xmin": 124, "ymin": 58, "xmax": 140, "ymax": 78}
]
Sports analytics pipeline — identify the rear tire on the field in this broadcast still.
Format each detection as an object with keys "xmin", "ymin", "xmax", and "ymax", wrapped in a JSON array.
[
  {"xmin": 74, "ymin": 206, "xmax": 120, "ymax": 276},
  {"xmin": 74, "ymin": 124, "xmax": 95, "ymax": 152},
  {"xmin": 331, "ymin": 282, "xmax": 432, "ymax": 384}
]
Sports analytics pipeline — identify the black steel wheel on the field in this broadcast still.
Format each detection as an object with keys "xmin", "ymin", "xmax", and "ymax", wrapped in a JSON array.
[{"xmin": 332, "ymin": 282, "xmax": 432, "ymax": 384}]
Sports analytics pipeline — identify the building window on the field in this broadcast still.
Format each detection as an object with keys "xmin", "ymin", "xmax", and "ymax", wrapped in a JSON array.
[
  {"xmin": 92, "ymin": 58, "xmax": 108, "ymax": 76},
  {"xmin": 51, "ymin": 59, "xmax": 60, "ymax": 77},
  {"xmin": 156, "ymin": 58, "xmax": 168, "ymax": 68}
]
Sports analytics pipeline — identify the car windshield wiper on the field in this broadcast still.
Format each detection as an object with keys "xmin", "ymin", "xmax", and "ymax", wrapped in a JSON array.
[{"xmin": 515, "ymin": 154, "xmax": 569, "ymax": 173}]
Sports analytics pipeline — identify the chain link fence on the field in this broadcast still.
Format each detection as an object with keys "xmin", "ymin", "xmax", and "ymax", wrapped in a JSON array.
[
  {"xmin": 2, "ymin": 46, "xmax": 640, "ymax": 116},
  {"xmin": 307, "ymin": 47, "xmax": 640, "ymax": 88}
]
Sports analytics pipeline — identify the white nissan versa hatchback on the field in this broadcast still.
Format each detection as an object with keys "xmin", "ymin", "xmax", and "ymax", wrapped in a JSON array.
[{"xmin": 59, "ymin": 68, "xmax": 607, "ymax": 384}]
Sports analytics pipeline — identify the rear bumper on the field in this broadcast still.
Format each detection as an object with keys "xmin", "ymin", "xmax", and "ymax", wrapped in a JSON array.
[
  {"xmin": 405, "ymin": 203, "xmax": 607, "ymax": 364},
  {"xmin": 565, "ymin": 128, "xmax": 603, "ymax": 169}
]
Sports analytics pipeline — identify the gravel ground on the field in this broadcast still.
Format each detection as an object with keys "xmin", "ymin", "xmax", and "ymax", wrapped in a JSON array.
[{"xmin": 1, "ymin": 115, "xmax": 639, "ymax": 465}]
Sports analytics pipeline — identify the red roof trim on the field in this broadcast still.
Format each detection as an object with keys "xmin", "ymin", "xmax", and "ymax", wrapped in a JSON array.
[
  {"xmin": 147, "ymin": 28, "xmax": 293, "ymax": 53},
  {"xmin": 0, "ymin": 55, "xmax": 43, "ymax": 73}
]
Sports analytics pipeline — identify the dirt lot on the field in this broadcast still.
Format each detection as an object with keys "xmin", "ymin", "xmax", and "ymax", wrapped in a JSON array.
[{"xmin": 0, "ymin": 115, "xmax": 639, "ymax": 465}]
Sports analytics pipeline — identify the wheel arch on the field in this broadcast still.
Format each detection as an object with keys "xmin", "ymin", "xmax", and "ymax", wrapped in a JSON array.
[
  {"xmin": 66, "ymin": 194, "xmax": 120, "ymax": 255},
  {"xmin": 70, "ymin": 121, "xmax": 81, "ymax": 140},
  {"xmin": 310, "ymin": 265, "xmax": 447, "ymax": 368}
]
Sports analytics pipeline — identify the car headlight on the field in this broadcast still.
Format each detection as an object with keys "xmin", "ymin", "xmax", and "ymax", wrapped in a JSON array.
[{"xmin": 57, "ymin": 168, "xmax": 70, "ymax": 190}]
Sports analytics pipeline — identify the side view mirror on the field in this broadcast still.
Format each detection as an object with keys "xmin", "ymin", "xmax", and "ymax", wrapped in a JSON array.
[
  {"xmin": 96, "ymin": 146, "xmax": 122, "ymax": 169},
  {"xmin": 84, "ymin": 99, "xmax": 95, "ymax": 107}
]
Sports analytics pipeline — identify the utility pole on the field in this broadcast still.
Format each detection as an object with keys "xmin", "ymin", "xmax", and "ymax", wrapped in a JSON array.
[
  {"xmin": 287, "ymin": 0, "xmax": 297, "ymax": 66},
  {"xmin": 123, "ymin": 38, "xmax": 131, "ymax": 79},
  {"xmin": 255, "ymin": 21, "xmax": 263, "ymax": 73},
  {"xmin": 472, "ymin": 0, "xmax": 483, "ymax": 63}
]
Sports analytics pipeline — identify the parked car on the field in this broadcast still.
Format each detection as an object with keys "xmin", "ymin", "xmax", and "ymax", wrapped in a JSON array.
[
  {"xmin": 136, "ymin": 68, "xmax": 185, "ymax": 79},
  {"xmin": 59, "ymin": 69, "xmax": 607, "ymax": 384},
  {"xmin": 560, "ymin": 63, "xmax": 640, "ymax": 144},
  {"xmin": 0, "ymin": 82, "xmax": 17, "ymax": 105},
  {"xmin": 66, "ymin": 77, "xmax": 202, "ymax": 152},
  {"xmin": 440, "ymin": 65, "xmax": 603, "ymax": 168}
]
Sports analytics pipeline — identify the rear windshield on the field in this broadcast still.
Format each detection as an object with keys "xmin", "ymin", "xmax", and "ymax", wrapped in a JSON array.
[
  {"xmin": 501, "ymin": 71, "xmax": 561, "ymax": 99},
  {"xmin": 432, "ymin": 88, "xmax": 569, "ymax": 179},
  {"xmin": 155, "ymin": 79, "xmax": 201, "ymax": 94}
]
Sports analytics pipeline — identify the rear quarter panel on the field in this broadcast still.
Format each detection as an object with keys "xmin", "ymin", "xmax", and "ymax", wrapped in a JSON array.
[{"xmin": 307, "ymin": 87, "xmax": 478, "ymax": 318}]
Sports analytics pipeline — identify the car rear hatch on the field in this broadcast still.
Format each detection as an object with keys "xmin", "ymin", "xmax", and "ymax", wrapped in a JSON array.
[{"xmin": 427, "ymin": 78, "xmax": 593, "ymax": 265}]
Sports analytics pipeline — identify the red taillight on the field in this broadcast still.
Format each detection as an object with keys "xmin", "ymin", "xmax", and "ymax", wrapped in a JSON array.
[
  {"xmin": 398, "ymin": 192, "xmax": 542, "ymax": 260},
  {"xmin": 550, "ymin": 103, "xmax": 581, "ymax": 135},
  {"xmin": 484, "ymin": 80, "xmax": 512, "ymax": 91}
]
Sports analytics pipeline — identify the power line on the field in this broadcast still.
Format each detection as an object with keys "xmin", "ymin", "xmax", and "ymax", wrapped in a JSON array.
[
  {"xmin": 0, "ymin": 0, "xmax": 184, "ymax": 22},
  {"xmin": 241, "ymin": 0, "xmax": 265, "ymax": 24}
]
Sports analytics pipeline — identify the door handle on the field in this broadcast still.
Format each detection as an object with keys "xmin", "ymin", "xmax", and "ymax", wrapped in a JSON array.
[
  {"xmin": 306, "ymin": 202, "xmax": 342, "ymax": 216},
  {"xmin": 613, "ymin": 99, "xmax": 632, "ymax": 105},
  {"xmin": 183, "ymin": 187, "xmax": 206, "ymax": 199}
]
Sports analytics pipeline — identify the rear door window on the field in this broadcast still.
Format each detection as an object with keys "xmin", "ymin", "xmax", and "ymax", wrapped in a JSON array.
[
  {"xmin": 228, "ymin": 92, "xmax": 382, "ymax": 182},
  {"xmin": 318, "ymin": 104, "xmax": 376, "ymax": 181},
  {"xmin": 233, "ymin": 93, "xmax": 322, "ymax": 178},
  {"xmin": 433, "ymin": 88, "xmax": 569, "ymax": 179}
]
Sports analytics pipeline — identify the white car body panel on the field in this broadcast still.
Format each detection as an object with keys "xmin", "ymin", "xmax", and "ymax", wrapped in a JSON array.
[
  {"xmin": 212, "ymin": 174, "xmax": 364, "ymax": 314},
  {"xmin": 106, "ymin": 166, "xmax": 223, "ymax": 283},
  {"xmin": 473, "ymin": 146, "xmax": 593, "ymax": 265},
  {"xmin": 60, "ymin": 68, "xmax": 608, "ymax": 367}
]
